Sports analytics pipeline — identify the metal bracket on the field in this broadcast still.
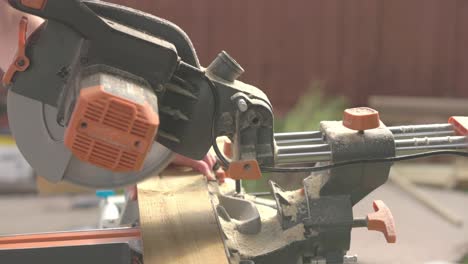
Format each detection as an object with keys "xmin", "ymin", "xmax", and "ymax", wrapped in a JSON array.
[{"xmin": 319, "ymin": 121, "xmax": 395, "ymax": 205}]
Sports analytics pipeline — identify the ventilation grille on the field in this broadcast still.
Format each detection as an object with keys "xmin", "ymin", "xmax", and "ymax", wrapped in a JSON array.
[
  {"xmin": 65, "ymin": 86, "xmax": 159, "ymax": 172},
  {"xmin": 83, "ymin": 99, "xmax": 105, "ymax": 122},
  {"xmin": 71, "ymin": 134, "xmax": 140, "ymax": 171},
  {"xmin": 130, "ymin": 109, "xmax": 151, "ymax": 137},
  {"xmin": 71, "ymin": 134, "xmax": 92, "ymax": 156},
  {"xmin": 103, "ymin": 100, "xmax": 133, "ymax": 132}
]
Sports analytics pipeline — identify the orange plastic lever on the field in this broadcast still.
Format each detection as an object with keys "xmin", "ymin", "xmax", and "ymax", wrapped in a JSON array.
[
  {"xmin": 449, "ymin": 116, "xmax": 468, "ymax": 136},
  {"xmin": 223, "ymin": 139, "xmax": 233, "ymax": 158},
  {"xmin": 367, "ymin": 200, "xmax": 396, "ymax": 243},
  {"xmin": 2, "ymin": 16, "xmax": 31, "ymax": 86},
  {"xmin": 226, "ymin": 160, "xmax": 262, "ymax": 180},
  {"xmin": 343, "ymin": 107, "xmax": 380, "ymax": 131},
  {"xmin": 20, "ymin": 0, "xmax": 47, "ymax": 10}
]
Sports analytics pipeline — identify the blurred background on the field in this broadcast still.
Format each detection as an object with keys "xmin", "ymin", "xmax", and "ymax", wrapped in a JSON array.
[
  {"xmin": 1, "ymin": 1, "xmax": 468, "ymax": 263},
  {"xmin": 112, "ymin": 0, "xmax": 468, "ymax": 114}
]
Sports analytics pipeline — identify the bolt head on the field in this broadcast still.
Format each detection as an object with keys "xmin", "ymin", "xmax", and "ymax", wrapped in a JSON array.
[
  {"xmin": 237, "ymin": 99, "xmax": 248, "ymax": 112},
  {"xmin": 16, "ymin": 59, "xmax": 25, "ymax": 67}
]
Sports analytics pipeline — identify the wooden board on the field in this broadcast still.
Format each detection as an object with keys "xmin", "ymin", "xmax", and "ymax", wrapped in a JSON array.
[{"xmin": 137, "ymin": 169, "xmax": 229, "ymax": 264}]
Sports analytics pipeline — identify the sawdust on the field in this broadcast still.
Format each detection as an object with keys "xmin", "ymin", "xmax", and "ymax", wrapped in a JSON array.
[
  {"xmin": 273, "ymin": 174, "xmax": 322, "ymax": 223},
  {"xmin": 305, "ymin": 174, "xmax": 322, "ymax": 198},
  {"xmin": 282, "ymin": 189, "xmax": 305, "ymax": 203},
  {"xmin": 277, "ymin": 189, "xmax": 304, "ymax": 222},
  {"xmin": 220, "ymin": 202, "xmax": 305, "ymax": 258},
  {"xmin": 218, "ymin": 178, "xmax": 237, "ymax": 194},
  {"xmin": 282, "ymin": 205, "xmax": 298, "ymax": 222},
  {"xmin": 212, "ymin": 177, "xmax": 306, "ymax": 257}
]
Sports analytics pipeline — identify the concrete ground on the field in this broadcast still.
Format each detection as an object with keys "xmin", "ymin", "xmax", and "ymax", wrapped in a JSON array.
[{"xmin": 0, "ymin": 194, "xmax": 100, "ymax": 235}]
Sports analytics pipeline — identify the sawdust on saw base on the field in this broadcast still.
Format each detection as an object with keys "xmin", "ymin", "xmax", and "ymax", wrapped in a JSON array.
[
  {"xmin": 305, "ymin": 174, "xmax": 322, "ymax": 198},
  {"xmin": 220, "ymin": 201, "xmax": 305, "ymax": 258},
  {"xmin": 279, "ymin": 189, "xmax": 305, "ymax": 222}
]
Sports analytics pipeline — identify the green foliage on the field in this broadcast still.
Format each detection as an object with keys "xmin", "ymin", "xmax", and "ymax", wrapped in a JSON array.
[
  {"xmin": 463, "ymin": 255, "xmax": 468, "ymax": 264},
  {"xmin": 275, "ymin": 81, "xmax": 347, "ymax": 132}
]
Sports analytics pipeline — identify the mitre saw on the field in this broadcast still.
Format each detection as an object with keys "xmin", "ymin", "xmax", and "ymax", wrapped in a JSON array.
[{"xmin": 2, "ymin": 0, "xmax": 468, "ymax": 263}]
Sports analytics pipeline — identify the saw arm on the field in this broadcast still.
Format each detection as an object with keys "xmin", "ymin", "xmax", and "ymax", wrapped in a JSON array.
[
  {"xmin": 4, "ymin": 0, "xmax": 468, "ymax": 193},
  {"xmin": 4, "ymin": 1, "xmax": 468, "ymax": 263}
]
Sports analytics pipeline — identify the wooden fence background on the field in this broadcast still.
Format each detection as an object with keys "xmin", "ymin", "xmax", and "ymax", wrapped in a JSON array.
[{"xmin": 111, "ymin": 0, "xmax": 468, "ymax": 114}]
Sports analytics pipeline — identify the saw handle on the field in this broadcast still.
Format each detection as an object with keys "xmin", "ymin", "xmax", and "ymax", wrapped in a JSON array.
[
  {"xmin": 2, "ymin": 16, "xmax": 30, "ymax": 86},
  {"xmin": 367, "ymin": 200, "xmax": 397, "ymax": 243},
  {"xmin": 352, "ymin": 200, "xmax": 397, "ymax": 243},
  {"xmin": 8, "ymin": 0, "xmax": 108, "ymax": 38}
]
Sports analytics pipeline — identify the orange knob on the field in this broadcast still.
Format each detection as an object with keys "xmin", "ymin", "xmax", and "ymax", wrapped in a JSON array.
[
  {"xmin": 367, "ymin": 200, "xmax": 396, "ymax": 243},
  {"xmin": 449, "ymin": 116, "xmax": 468, "ymax": 136},
  {"xmin": 343, "ymin": 107, "xmax": 380, "ymax": 131}
]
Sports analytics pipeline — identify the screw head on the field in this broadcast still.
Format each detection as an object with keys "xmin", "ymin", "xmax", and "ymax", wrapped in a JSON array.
[
  {"xmin": 237, "ymin": 99, "xmax": 248, "ymax": 112},
  {"xmin": 80, "ymin": 57, "xmax": 89, "ymax": 65},
  {"xmin": 16, "ymin": 59, "xmax": 25, "ymax": 67}
]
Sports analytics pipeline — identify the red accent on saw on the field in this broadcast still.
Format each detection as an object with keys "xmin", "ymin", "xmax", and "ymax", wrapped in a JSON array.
[
  {"xmin": 226, "ymin": 160, "xmax": 262, "ymax": 180},
  {"xmin": 64, "ymin": 86, "xmax": 159, "ymax": 172},
  {"xmin": 20, "ymin": 0, "xmax": 47, "ymax": 10},
  {"xmin": 343, "ymin": 107, "xmax": 380, "ymax": 131},
  {"xmin": 223, "ymin": 139, "xmax": 232, "ymax": 158},
  {"xmin": 2, "ymin": 17, "xmax": 30, "ymax": 86},
  {"xmin": 0, "ymin": 228, "xmax": 140, "ymax": 250},
  {"xmin": 449, "ymin": 116, "xmax": 468, "ymax": 136},
  {"xmin": 367, "ymin": 200, "xmax": 397, "ymax": 243}
]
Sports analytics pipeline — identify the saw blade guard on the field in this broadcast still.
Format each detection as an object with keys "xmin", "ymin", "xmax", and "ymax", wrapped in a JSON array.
[
  {"xmin": 3, "ymin": 0, "xmax": 207, "ymax": 188},
  {"xmin": 64, "ymin": 69, "xmax": 161, "ymax": 173},
  {"xmin": 7, "ymin": 89, "xmax": 173, "ymax": 188}
]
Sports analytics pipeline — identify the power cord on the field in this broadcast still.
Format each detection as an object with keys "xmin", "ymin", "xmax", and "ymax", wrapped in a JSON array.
[
  {"xmin": 204, "ymin": 74, "xmax": 231, "ymax": 168},
  {"xmin": 260, "ymin": 150, "xmax": 468, "ymax": 173}
]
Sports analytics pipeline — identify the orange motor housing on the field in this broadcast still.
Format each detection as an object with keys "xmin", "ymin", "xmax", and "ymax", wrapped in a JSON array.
[{"xmin": 64, "ymin": 72, "xmax": 159, "ymax": 172}]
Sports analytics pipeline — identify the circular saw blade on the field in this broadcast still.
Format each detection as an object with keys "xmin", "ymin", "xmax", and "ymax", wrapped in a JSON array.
[{"xmin": 8, "ymin": 90, "xmax": 174, "ymax": 188}]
